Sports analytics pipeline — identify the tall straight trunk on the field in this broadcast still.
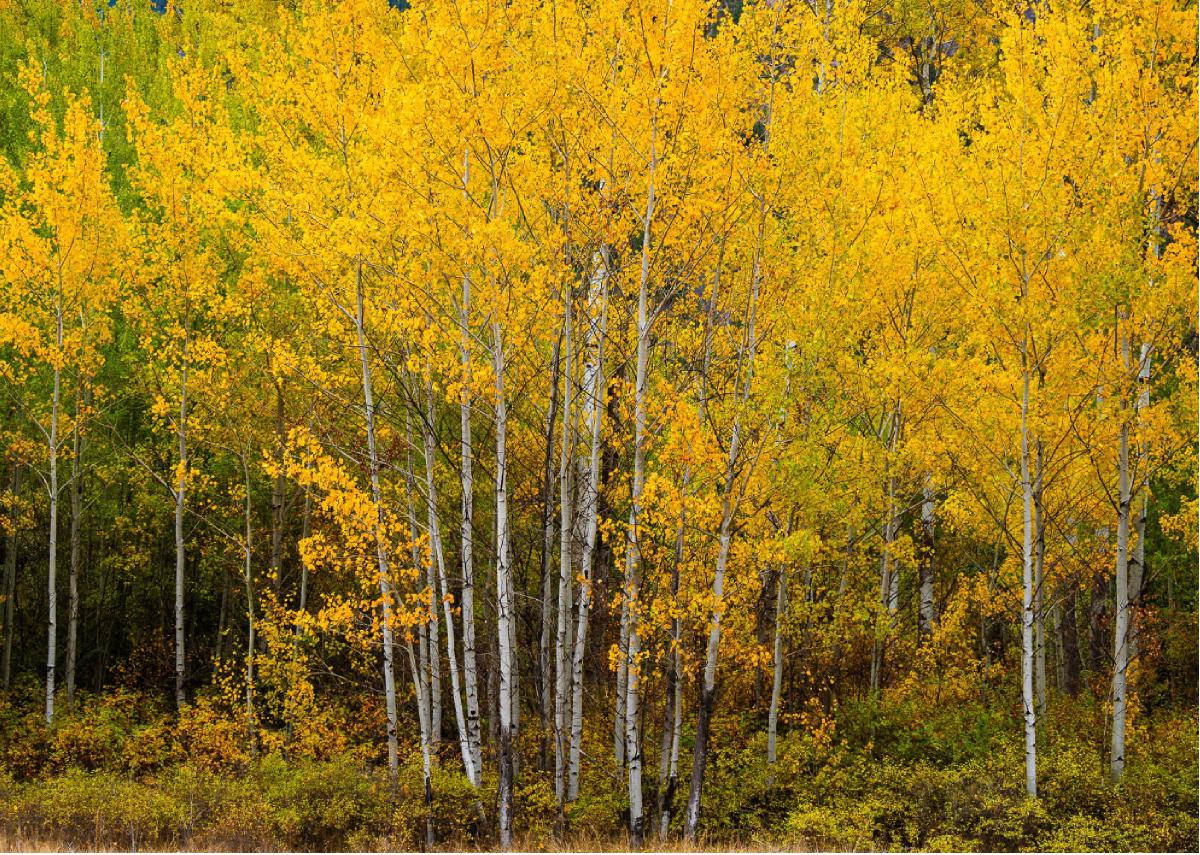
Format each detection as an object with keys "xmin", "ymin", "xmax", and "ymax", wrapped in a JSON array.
[
  {"xmin": 918, "ymin": 480, "xmax": 936, "ymax": 640},
  {"xmin": 459, "ymin": 261, "xmax": 482, "ymax": 782},
  {"xmin": 657, "ymin": 469, "xmax": 687, "ymax": 838},
  {"xmin": 66, "ymin": 381, "xmax": 85, "ymax": 710},
  {"xmin": 1111, "ymin": 334, "xmax": 1134, "ymax": 783},
  {"xmin": 766, "ymin": 565, "xmax": 786, "ymax": 783},
  {"xmin": 294, "ymin": 482, "xmax": 312, "ymax": 649},
  {"xmin": 870, "ymin": 439, "xmax": 898, "ymax": 693},
  {"xmin": 354, "ymin": 264, "xmax": 400, "ymax": 792},
  {"xmin": 404, "ymin": 636, "xmax": 436, "ymax": 850},
  {"xmin": 1128, "ymin": 344, "xmax": 1151, "ymax": 663},
  {"xmin": 567, "ymin": 249, "xmax": 609, "ymax": 803},
  {"xmin": 493, "ymin": 320, "xmax": 516, "ymax": 850},
  {"xmin": 174, "ymin": 323, "xmax": 190, "ymax": 711},
  {"xmin": 45, "ymin": 301, "xmax": 63, "ymax": 724},
  {"xmin": 623, "ymin": 106, "xmax": 661, "ymax": 847},
  {"xmin": 421, "ymin": 372, "xmax": 479, "ymax": 789},
  {"xmin": 1019, "ymin": 335, "xmax": 1037, "ymax": 798},
  {"xmin": 554, "ymin": 294, "xmax": 576, "ymax": 806},
  {"xmin": 1033, "ymin": 440, "xmax": 1047, "ymax": 726},
  {"xmin": 270, "ymin": 381, "xmax": 286, "ymax": 593},
  {"xmin": 405, "ymin": 410, "xmax": 439, "ymax": 754},
  {"xmin": 2, "ymin": 462, "xmax": 18, "ymax": 690},
  {"xmin": 539, "ymin": 334, "xmax": 562, "ymax": 775},
  {"xmin": 242, "ymin": 454, "xmax": 256, "ymax": 749}
]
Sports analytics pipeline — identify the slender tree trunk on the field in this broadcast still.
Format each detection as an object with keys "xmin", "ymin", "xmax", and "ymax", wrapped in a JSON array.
[
  {"xmin": 66, "ymin": 381, "xmax": 85, "ymax": 711},
  {"xmin": 554, "ymin": 295, "xmax": 576, "ymax": 806},
  {"xmin": 2, "ymin": 462, "xmax": 18, "ymax": 690},
  {"xmin": 623, "ymin": 105, "xmax": 662, "ymax": 846},
  {"xmin": 493, "ymin": 320, "xmax": 516, "ymax": 850},
  {"xmin": 459, "ymin": 259, "xmax": 482, "ymax": 784},
  {"xmin": 1033, "ymin": 440, "xmax": 1047, "ymax": 727},
  {"xmin": 1128, "ymin": 344, "xmax": 1151, "ymax": 664},
  {"xmin": 242, "ymin": 454, "xmax": 256, "ymax": 751},
  {"xmin": 767, "ymin": 565, "xmax": 786, "ymax": 784},
  {"xmin": 421, "ymin": 372, "xmax": 480, "ymax": 788},
  {"xmin": 540, "ymin": 333, "xmax": 562, "ymax": 776},
  {"xmin": 354, "ymin": 264, "xmax": 400, "ymax": 793},
  {"xmin": 270, "ymin": 381, "xmax": 286, "ymax": 593},
  {"xmin": 567, "ymin": 249, "xmax": 609, "ymax": 803},
  {"xmin": 1111, "ymin": 333, "xmax": 1134, "ymax": 783},
  {"xmin": 918, "ymin": 480, "xmax": 936, "ymax": 640},
  {"xmin": 46, "ymin": 306, "xmax": 63, "ymax": 724},
  {"xmin": 174, "ymin": 324, "xmax": 190, "ymax": 711},
  {"xmin": 657, "ymin": 467, "xmax": 686, "ymax": 838},
  {"xmin": 404, "ymin": 636, "xmax": 436, "ymax": 850},
  {"xmin": 1019, "ymin": 336, "xmax": 1037, "ymax": 798}
]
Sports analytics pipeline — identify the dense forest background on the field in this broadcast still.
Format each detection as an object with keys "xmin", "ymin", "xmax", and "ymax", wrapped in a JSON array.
[{"xmin": 0, "ymin": 0, "xmax": 1196, "ymax": 850}]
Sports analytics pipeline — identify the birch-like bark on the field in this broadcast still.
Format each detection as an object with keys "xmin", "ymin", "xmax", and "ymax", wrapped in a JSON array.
[
  {"xmin": 458, "ymin": 258, "xmax": 482, "ymax": 782},
  {"xmin": 1033, "ymin": 440, "xmax": 1047, "ymax": 727},
  {"xmin": 623, "ymin": 100, "xmax": 661, "ymax": 845},
  {"xmin": 540, "ymin": 334, "xmax": 562, "ymax": 774},
  {"xmin": 405, "ymin": 409, "xmax": 439, "ymax": 754},
  {"xmin": 354, "ymin": 264, "xmax": 400, "ymax": 792},
  {"xmin": 1111, "ymin": 332, "xmax": 1134, "ymax": 783},
  {"xmin": 554, "ymin": 293, "xmax": 576, "ymax": 805},
  {"xmin": 567, "ymin": 249, "xmax": 609, "ymax": 803},
  {"xmin": 270, "ymin": 382, "xmax": 286, "ymax": 593},
  {"xmin": 1128, "ymin": 343, "xmax": 1152, "ymax": 664},
  {"xmin": 870, "ymin": 422, "xmax": 899, "ymax": 694},
  {"xmin": 421, "ymin": 372, "xmax": 479, "ymax": 788},
  {"xmin": 404, "ymin": 636, "xmax": 436, "ymax": 849},
  {"xmin": 657, "ymin": 466, "xmax": 687, "ymax": 838},
  {"xmin": 174, "ymin": 321, "xmax": 190, "ymax": 711},
  {"xmin": 1019, "ymin": 330, "xmax": 1037, "ymax": 798},
  {"xmin": 45, "ymin": 294, "xmax": 64, "ymax": 724},
  {"xmin": 918, "ymin": 480, "xmax": 936, "ymax": 640},
  {"xmin": 493, "ymin": 319, "xmax": 516, "ymax": 850},
  {"xmin": 766, "ymin": 565, "xmax": 786, "ymax": 784}
]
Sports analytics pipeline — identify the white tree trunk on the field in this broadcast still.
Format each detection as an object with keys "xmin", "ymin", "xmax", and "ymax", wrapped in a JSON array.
[
  {"xmin": 918, "ymin": 480, "xmax": 936, "ymax": 640},
  {"xmin": 493, "ymin": 320, "xmax": 516, "ymax": 849},
  {"xmin": 1111, "ymin": 333, "xmax": 1134, "ymax": 783},
  {"xmin": 45, "ymin": 357, "xmax": 60, "ymax": 724},
  {"xmin": 567, "ymin": 249, "xmax": 609, "ymax": 803},
  {"xmin": 459, "ymin": 268, "xmax": 482, "ymax": 783},
  {"xmin": 766, "ymin": 565, "xmax": 786, "ymax": 783},
  {"xmin": 174, "ymin": 325, "xmax": 190, "ymax": 711},
  {"xmin": 623, "ymin": 110, "xmax": 661, "ymax": 845},
  {"xmin": 421, "ymin": 373, "xmax": 479, "ymax": 788},
  {"xmin": 554, "ymin": 293, "xmax": 576, "ymax": 806},
  {"xmin": 354, "ymin": 265, "xmax": 400, "ymax": 792},
  {"xmin": 1019, "ymin": 337, "xmax": 1037, "ymax": 798}
]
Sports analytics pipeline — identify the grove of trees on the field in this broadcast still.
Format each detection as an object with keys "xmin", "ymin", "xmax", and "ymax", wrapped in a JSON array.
[{"xmin": 0, "ymin": 0, "xmax": 1195, "ymax": 849}]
